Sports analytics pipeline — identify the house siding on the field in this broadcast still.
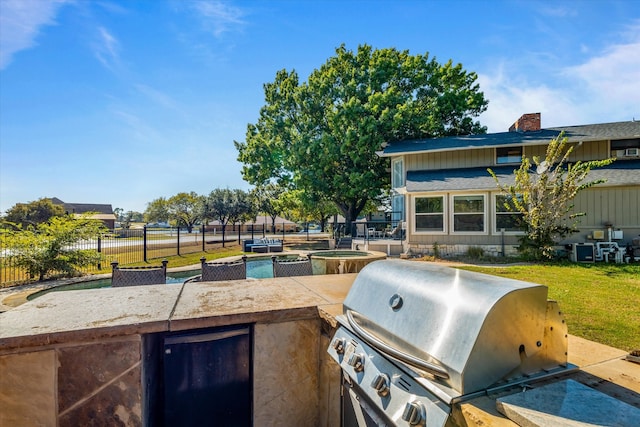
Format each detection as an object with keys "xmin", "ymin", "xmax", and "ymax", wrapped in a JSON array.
[
  {"xmin": 404, "ymin": 185, "xmax": 640, "ymax": 257},
  {"xmin": 562, "ymin": 186, "xmax": 640, "ymax": 244},
  {"xmin": 385, "ymin": 119, "xmax": 640, "ymax": 258},
  {"xmin": 405, "ymin": 140, "xmax": 611, "ymax": 173}
]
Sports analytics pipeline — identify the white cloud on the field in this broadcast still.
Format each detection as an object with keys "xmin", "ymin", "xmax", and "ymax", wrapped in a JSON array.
[
  {"xmin": 478, "ymin": 22, "xmax": 640, "ymax": 131},
  {"xmin": 191, "ymin": 0, "xmax": 246, "ymax": 37},
  {"xmin": 93, "ymin": 26, "xmax": 121, "ymax": 71},
  {"xmin": 0, "ymin": 0, "xmax": 71, "ymax": 70},
  {"xmin": 563, "ymin": 37, "xmax": 640, "ymax": 122}
]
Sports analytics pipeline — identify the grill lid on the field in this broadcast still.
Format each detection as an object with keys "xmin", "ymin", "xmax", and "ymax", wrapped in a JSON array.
[{"xmin": 342, "ymin": 260, "xmax": 550, "ymax": 394}]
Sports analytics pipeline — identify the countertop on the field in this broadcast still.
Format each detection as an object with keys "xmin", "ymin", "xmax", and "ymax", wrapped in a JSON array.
[
  {"xmin": 1, "ymin": 271, "xmax": 638, "ymax": 425},
  {"xmin": 0, "ymin": 274, "xmax": 356, "ymax": 351}
]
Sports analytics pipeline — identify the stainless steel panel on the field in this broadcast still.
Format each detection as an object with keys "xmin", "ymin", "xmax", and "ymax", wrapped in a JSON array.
[{"xmin": 342, "ymin": 260, "xmax": 549, "ymax": 394}]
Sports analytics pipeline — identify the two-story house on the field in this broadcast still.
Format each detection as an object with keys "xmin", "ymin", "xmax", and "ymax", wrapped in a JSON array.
[{"xmin": 379, "ymin": 113, "xmax": 640, "ymax": 258}]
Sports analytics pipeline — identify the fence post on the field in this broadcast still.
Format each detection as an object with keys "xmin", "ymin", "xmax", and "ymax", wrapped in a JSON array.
[
  {"xmin": 238, "ymin": 223, "xmax": 241, "ymax": 243},
  {"xmin": 202, "ymin": 224, "xmax": 205, "ymax": 252},
  {"xmin": 97, "ymin": 236, "xmax": 102, "ymax": 270},
  {"xmin": 177, "ymin": 226, "xmax": 180, "ymax": 256},
  {"xmin": 251, "ymin": 224, "xmax": 254, "ymax": 240},
  {"xmin": 143, "ymin": 225, "xmax": 148, "ymax": 262}
]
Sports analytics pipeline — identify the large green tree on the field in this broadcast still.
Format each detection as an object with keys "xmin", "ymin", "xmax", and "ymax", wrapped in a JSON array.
[
  {"xmin": 489, "ymin": 132, "xmax": 614, "ymax": 260},
  {"xmin": 236, "ymin": 44, "xmax": 487, "ymax": 227},
  {"xmin": 2, "ymin": 198, "xmax": 64, "ymax": 229}
]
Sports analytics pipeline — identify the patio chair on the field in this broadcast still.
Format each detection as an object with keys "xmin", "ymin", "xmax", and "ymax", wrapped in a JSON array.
[
  {"xmin": 111, "ymin": 260, "xmax": 168, "ymax": 287},
  {"xmin": 272, "ymin": 255, "xmax": 313, "ymax": 277},
  {"xmin": 200, "ymin": 256, "xmax": 247, "ymax": 281}
]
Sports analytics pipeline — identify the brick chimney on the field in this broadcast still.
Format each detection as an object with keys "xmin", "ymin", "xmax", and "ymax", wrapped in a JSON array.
[{"xmin": 509, "ymin": 113, "xmax": 541, "ymax": 132}]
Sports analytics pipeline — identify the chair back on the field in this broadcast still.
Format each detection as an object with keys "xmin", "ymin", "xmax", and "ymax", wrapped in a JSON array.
[
  {"xmin": 200, "ymin": 256, "xmax": 247, "ymax": 281},
  {"xmin": 272, "ymin": 255, "xmax": 313, "ymax": 277},
  {"xmin": 111, "ymin": 260, "xmax": 168, "ymax": 287}
]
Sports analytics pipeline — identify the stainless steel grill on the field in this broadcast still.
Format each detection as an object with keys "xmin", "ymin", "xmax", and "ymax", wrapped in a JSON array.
[{"xmin": 328, "ymin": 260, "xmax": 575, "ymax": 427}]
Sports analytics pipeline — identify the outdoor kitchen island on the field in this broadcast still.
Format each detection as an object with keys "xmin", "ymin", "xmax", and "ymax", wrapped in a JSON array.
[{"xmin": 1, "ymin": 267, "xmax": 639, "ymax": 426}]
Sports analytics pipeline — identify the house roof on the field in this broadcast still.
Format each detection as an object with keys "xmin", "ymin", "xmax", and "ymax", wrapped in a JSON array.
[
  {"xmin": 50, "ymin": 198, "xmax": 114, "ymax": 215},
  {"xmin": 406, "ymin": 159, "xmax": 640, "ymax": 193},
  {"xmin": 381, "ymin": 120, "xmax": 640, "ymax": 157}
]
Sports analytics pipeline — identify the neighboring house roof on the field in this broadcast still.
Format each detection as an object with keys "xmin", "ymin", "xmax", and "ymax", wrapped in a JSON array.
[
  {"xmin": 381, "ymin": 120, "xmax": 640, "ymax": 157},
  {"xmin": 406, "ymin": 159, "xmax": 640, "ymax": 193},
  {"xmin": 50, "ymin": 198, "xmax": 115, "ymax": 216}
]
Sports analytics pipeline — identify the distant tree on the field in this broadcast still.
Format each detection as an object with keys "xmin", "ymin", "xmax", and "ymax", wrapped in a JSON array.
[
  {"xmin": 1, "ymin": 214, "xmax": 106, "ymax": 281},
  {"xmin": 203, "ymin": 188, "xmax": 252, "ymax": 241},
  {"xmin": 236, "ymin": 44, "xmax": 487, "ymax": 230},
  {"xmin": 2, "ymin": 198, "xmax": 64, "ymax": 229},
  {"xmin": 489, "ymin": 132, "xmax": 614, "ymax": 260},
  {"xmin": 113, "ymin": 207, "xmax": 124, "ymax": 221},
  {"xmin": 252, "ymin": 182, "xmax": 287, "ymax": 233},
  {"xmin": 119, "ymin": 211, "xmax": 143, "ymax": 229},
  {"xmin": 144, "ymin": 198, "xmax": 170, "ymax": 224},
  {"xmin": 282, "ymin": 189, "xmax": 339, "ymax": 232},
  {"xmin": 166, "ymin": 192, "xmax": 203, "ymax": 233}
]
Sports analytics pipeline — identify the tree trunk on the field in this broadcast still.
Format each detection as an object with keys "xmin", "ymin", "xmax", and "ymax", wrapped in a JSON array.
[{"xmin": 336, "ymin": 199, "xmax": 367, "ymax": 235}]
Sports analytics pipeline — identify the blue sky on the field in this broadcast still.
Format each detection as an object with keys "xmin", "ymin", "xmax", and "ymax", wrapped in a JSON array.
[{"xmin": 1, "ymin": 0, "xmax": 639, "ymax": 214}]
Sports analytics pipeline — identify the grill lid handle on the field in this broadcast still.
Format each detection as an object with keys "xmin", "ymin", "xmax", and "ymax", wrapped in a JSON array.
[{"xmin": 346, "ymin": 309, "xmax": 450, "ymax": 380}]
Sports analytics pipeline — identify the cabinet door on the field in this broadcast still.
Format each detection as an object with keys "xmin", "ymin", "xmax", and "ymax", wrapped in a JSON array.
[{"xmin": 163, "ymin": 325, "xmax": 251, "ymax": 427}]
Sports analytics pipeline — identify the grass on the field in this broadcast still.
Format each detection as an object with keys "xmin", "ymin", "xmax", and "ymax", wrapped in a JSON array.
[
  {"xmin": 125, "ymin": 245, "xmax": 245, "ymax": 269},
  {"xmin": 456, "ymin": 262, "xmax": 640, "ymax": 352}
]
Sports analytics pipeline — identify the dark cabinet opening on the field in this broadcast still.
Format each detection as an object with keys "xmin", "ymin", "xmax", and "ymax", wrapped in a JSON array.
[{"xmin": 145, "ymin": 324, "xmax": 252, "ymax": 427}]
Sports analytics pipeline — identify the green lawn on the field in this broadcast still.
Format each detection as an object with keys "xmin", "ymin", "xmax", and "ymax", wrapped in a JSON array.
[{"xmin": 457, "ymin": 263, "xmax": 640, "ymax": 352}]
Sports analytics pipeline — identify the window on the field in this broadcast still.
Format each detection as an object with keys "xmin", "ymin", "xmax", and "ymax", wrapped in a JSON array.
[
  {"xmin": 452, "ymin": 195, "xmax": 485, "ymax": 233},
  {"xmin": 415, "ymin": 196, "xmax": 444, "ymax": 232},
  {"xmin": 392, "ymin": 158, "xmax": 404, "ymax": 188},
  {"xmin": 495, "ymin": 194, "xmax": 524, "ymax": 233},
  {"xmin": 392, "ymin": 194, "xmax": 405, "ymax": 224},
  {"xmin": 611, "ymin": 138, "xmax": 640, "ymax": 158},
  {"xmin": 496, "ymin": 146, "xmax": 522, "ymax": 164}
]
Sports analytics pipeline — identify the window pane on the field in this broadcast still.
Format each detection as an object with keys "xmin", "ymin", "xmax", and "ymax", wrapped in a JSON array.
[
  {"xmin": 416, "ymin": 197, "xmax": 443, "ymax": 214},
  {"xmin": 496, "ymin": 214, "xmax": 522, "ymax": 231},
  {"xmin": 453, "ymin": 196, "xmax": 483, "ymax": 213},
  {"xmin": 416, "ymin": 215, "xmax": 443, "ymax": 231},
  {"xmin": 392, "ymin": 195, "xmax": 404, "ymax": 223},
  {"xmin": 496, "ymin": 146, "xmax": 522, "ymax": 164},
  {"xmin": 392, "ymin": 159, "xmax": 404, "ymax": 188},
  {"xmin": 454, "ymin": 214, "xmax": 484, "ymax": 232},
  {"xmin": 496, "ymin": 195, "xmax": 519, "ymax": 212}
]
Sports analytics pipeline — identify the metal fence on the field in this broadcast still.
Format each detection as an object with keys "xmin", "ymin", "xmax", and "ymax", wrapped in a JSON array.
[{"xmin": 0, "ymin": 222, "xmax": 302, "ymax": 286}]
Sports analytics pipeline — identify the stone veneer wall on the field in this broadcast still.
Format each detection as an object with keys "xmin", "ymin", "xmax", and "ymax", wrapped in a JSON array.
[
  {"xmin": 409, "ymin": 244, "xmax": 520, "ymax": 258},
  {"xmin": 1, "ymin": 319, "xmax": 340, "ymax": 426},
  {"xmin": 0, "ymin": 335, "xmax": 143, "ymax": 426},
  {"xmin": 253, "ymin": 319, "xmax": 322, "ymax": 426}
]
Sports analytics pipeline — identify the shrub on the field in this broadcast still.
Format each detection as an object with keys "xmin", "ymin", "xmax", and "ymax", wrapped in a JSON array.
[
  {"xmin": 1, "ymin": 214, "xmax": 106, "ymax": 281},
  {"xmin": 467, "ymin": 246, "xmax": 485, "ymax": 259}
]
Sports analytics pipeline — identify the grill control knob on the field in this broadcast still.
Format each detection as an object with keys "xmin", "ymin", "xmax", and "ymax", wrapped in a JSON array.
[
  {"xmin": 347, "ymin": 352, "xmax": 365, "ymax": 372},
  {"xmin": 370, "ymin": 373, "xmax": 390, "ymax": 396},
  {"xmin": 402, "ymin": 400, "xmax": 426, "ymax": 425},
  {"xmin": 332, "ymin": 337, "xmax": 346, "ymax": 354}
]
